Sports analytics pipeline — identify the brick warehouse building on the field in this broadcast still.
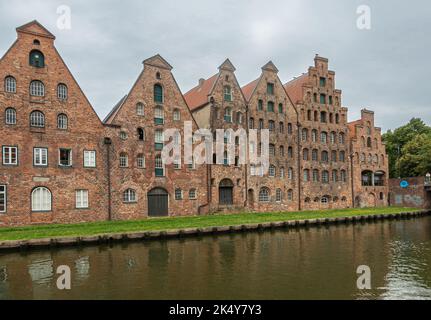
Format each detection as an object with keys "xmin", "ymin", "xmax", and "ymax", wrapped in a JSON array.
[{"xmin": 0, "ymin": 21, "xmax": 390, "ymax": 226}]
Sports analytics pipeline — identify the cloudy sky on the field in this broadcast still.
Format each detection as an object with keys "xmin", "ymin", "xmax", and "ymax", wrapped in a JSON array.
[{"xmin": 0, "ymin": 0, "xmax": 429, "ymax": 132}]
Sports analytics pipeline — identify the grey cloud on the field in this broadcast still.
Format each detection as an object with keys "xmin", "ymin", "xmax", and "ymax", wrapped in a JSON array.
[{"xmin": 0, "ymin": 0, "xmax": 429, "ymax": 132}]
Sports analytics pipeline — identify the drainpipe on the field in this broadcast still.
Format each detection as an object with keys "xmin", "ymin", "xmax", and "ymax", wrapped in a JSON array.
[
  {"xmin": 244, "ymin": 103, "xmax": 249, "ymax": 208},
  {"xmin": 104, "ymin": 137, "xmax": 112, "ymax": 221},
  {"xmin": 297, "ymin": 120, "xmax": 302, "ymax": 211},
  {"xmin": 350, "ymin": 151, "xmax": 355, "ymax": 208}
]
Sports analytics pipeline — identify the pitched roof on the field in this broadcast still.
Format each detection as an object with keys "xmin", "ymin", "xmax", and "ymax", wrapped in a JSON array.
[
  {"xmin": 184, "ymin": 74, "xmax": 219, "ymax": 110},
  {"xmin": 241, "ymin": 78, "xmax": 260, "ymax": 102},
  {"xmin": 103, "ymin": 95, "xmax": 128, "ymax": 124},
  {"xmin": 16, "ymin": 20, "xmax": 55, "ymax": 39},
  {"xmin": 283, "ymin": 74, "xmax": 308, "ymax": 104},
  {"xmin": 143, "ymin": 54, "xmax": 173, "ymax": 70}
]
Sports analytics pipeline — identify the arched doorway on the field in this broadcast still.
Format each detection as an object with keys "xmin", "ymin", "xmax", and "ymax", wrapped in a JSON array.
[
  {"xmin": 355, "ymin": 196, "xmax": 362, "ymax": 208},
  {"xmin": 367, "ymin": 193, "xmax": 376, "ymax": 207},
  {"xmin": 219, "ymin": 179, "xmax": 234, "ymax": 205},
  {"xmin": 147, "ymin": 188, "xmax": 168, "ymax": 217},
  {"xmin": 248, "ymin": 189, "xmax": 255, "ymax": 208}
]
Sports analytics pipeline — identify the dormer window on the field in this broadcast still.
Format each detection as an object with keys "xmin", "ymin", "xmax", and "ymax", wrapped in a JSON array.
[{"xmin": 29, "ymin": 50, "xmax": 45, "ymax": 68}]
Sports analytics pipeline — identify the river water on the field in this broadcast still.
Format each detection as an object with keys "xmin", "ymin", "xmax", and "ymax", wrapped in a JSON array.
[{"xmin": 0, "ymin": 216, "xmax": 430, "ymax": 300}]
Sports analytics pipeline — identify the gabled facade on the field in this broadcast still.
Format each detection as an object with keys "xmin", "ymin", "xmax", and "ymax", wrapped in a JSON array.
[
  {"xmin": 185, "ymin": 59, "xmax": 248, "ymax": 211},
  {"xmin": 284, "ymin": 55, "xmax": 351, "ymax": 210},
  {"xmin": 0, "ymin": 21, "xmax": 391, "ymax": 227},
  {"xmin": 104, "ymin": 55, "xmax": 208, "ymax": 219},
  {"xmin": 348, "ymin": 109, "xmax": 389, "ymax": 207},
  {"xmin": 0, "ymin": 21, "xmax": 108, "ymax": 226},
  {"xmin": 243, "ymin": 61, "xmax": 298, "ymax": 212}
]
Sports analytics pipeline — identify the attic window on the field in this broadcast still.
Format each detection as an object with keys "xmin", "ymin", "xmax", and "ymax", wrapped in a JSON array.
[
  {"xmin": 156, "ymin": 72, "xmax": 161, "ymax": 80},
  {"xmin": 33, "ymin": 39, "xmax": 40, "ymax": 45}
]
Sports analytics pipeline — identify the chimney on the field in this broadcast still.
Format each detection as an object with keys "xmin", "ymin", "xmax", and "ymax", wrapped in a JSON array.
[{"xmin": 198, "ymin": 78, "xmax": 205, "ymax": 87}]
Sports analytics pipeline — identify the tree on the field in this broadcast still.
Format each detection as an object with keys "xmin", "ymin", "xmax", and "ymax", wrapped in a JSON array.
[{"xmin": 382, "ymin": 118, "xmax": 431, "ymax": 178}]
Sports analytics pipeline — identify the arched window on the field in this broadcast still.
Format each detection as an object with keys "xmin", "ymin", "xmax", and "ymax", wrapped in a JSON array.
[
  {"xmin": 30, "ymin": 80, "xmax": 45, "ymax": 97},
  {"xmin": 330, "ymin": 132, "xmax": 336, "ymax": 144},
  {"xmin": 279, "ymin": 146, "xmax": 285, "ymax": 157},
  {"xmin": 57, "ymin": 113, "xmax": 68, "ymax": 130},
  {"xmin": 171, "ymin": 108, "xmax": 180, "ymax": 121},
  {"xmin": 154, "ymin": 84, "xmax": 163, "ymax": 103},
  {"xmin": 154, "ymin": 106, "xmax": 164, "ymax": 124},
  {"xmin": 339, "ymin": 132, "xmax": 345, "ymax": 145},
  {"xmin": 367, "ymin": 137, "xmax": 372, "ymax": 148},
  {"xmin": 320, "ymin": 131, "xmax": 328, "ymax": 144},
  {"xmin": 341, "ymin": 170, "xmax": 347, "ymax": 182},
  {"xmin": 361, "ymin": 137, "xmax": 366, "ymax": 147},
  {"xmin": 156, "ymin": 72, "xmax": 161, "ymax": 80},
  {"xmin": 307, "ymin": 110, "xmax": 312, "ymax": 121},
  {"xmin": 119, "ymin": 153, "xmax": 128, "ymax": 167},
  {"xmin": 288, "ymin": 147, "xmax": 293, "ymax": 159},
  {"xmin": 312, "ymin": 169, "xmax": 319, "ymax": 182},
  {"xmin": 279, "ymin": 122, "xmax": 284, "ymax": 133},
  {"xmin": 189, "ymin": 189, "xmax": 197, "ymax": 200},
  {"xmin": 4, "ymin": 76, "xmax": 16, "ymax": 93},
  {"xmin": 331, "ymin": 150, "xmax": 337, "ymax": 162},
  {"xmin": 57, "ymin": 84, "xmax": 68, "ymax": 100},
  {"xmin": 280, "ymin": 167, "xmax": 285, "ymax": 178},
  {"xmin": 303, "ymin": 169, "xmax": 310, "ymax": 182},
  {"xmin": 288, "ymin": 167, "xmax": 294, "ymax": 180},
  {"xmin": 235, "ymin": 112, "xmax": 242, "ymax": 124},
  {"xmin": 137, "ymin": 128, "xmax": 145, "ymax": 141},
  {"xmin": 136, "ymin": 103, "xmax": 144, "ymax": 116},
  {"xmin": 302, "ymin": 128, "xmax": 308, "ymax": 142},
  {"xmin": 224, "ymin": 107, "xmax": 232, "ymax": 123},
  {"xmin": 123, "ymin": 189, "xmax": 137, "ymax": 203},
  {"xmin": 312, "ymin": 149, "xmax": 318, "ymax": 161},
  {"xmin": 224, "ymin": 86, "xmax": 232, "ymax": 101},
  {"xmin": 29, "ymin": 50, "xmax": 45, "ymax": 68},
  {"xmin": 278, "ymin": 103, "xmax": 283, "ymax": 113},
  {"xmin": 303, "ymin": 148, "xmax": 309, "ymax": 161},
  {"xmin": 335, "ymin": 113, "xmax": 340, "ymax": 124},
  {"xmin": 322, "ymin": 170, "xmax": 329, "ymax": 183},
  {"xmin": 269, "ymin": 144, "xmax": 275, "ymax": 156},
  {"xmin": 321, "ymin": 151, "xmax": 329, "ymax": 162},
  {"xmin": 321, "ymin": 196, "xmax": 329, "ymax": 204},
  {"xmin": 339, "ymin": 151, "xmax": 345, "ymax": 162},
  {"xmin": 249, "ymin": 117, "xmax": 254, "ymax": 129},
  {"xmin": 332, "ymin": 170, "xmax": 338, "ymax": 182},
  {"xmin": 312, "ymin": 129, "xmax": 318, "ymax": 142},
  {"xmin": 269, "ymin": 165, "xmax": 276, "ymax": 177},
  {"xmin": 268, "ymin": 120, "xmax": 275, "ymax": 131},
  {"xmin": 320, "ymin": 111, "xmax": 327, "ymax": 123},
  {"xmin": 5, "ymin": 108, "xmax": 16, "ymax": 125},
  {"xmin": 267, "ymin": 101, "xmax": 274, "ymax": 112},
  {"xmin": 305, "ymin": 197, "xmax": 311, "ymax": 203},
  {"xmin": 31, "ymin": 187, "xmax": 51, "ymax": 212},
  {"xmin": 287, "ymin": 189, "xmax": 294, "ymax": 201},
  {"xmin": 276, "ymin": 189, "xmax": 282, "ymax": 202},
  {"xmin": 287, "ymin": 123, "xmax": 293, "ymax": 134},
  {"xmin": 137, "ymin": 154, "xmax": 145, "ymax": 168},
  {"xmin": 30, "ymin": 111, "xmax": 45, "ymax": 127},
  {"xmin": 259, "ymin": 187, "xmax": 270, "ymax": 202}
]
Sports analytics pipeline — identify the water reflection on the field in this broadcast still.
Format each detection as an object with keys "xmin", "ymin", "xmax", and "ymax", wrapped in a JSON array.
[{"xmin": 0, "ymin": 217, "xmax": 430, "ymax": 300}]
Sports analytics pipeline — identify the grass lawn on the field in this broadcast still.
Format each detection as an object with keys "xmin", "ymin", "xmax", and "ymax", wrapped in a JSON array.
[{"xmin": 0, "ymin": 207, "xmax": 421, "ymax": 241}]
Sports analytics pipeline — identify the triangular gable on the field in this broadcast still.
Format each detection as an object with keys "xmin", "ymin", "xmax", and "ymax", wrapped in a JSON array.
[
  {"xmin": 103, "ymin": 95, "xmax": 128, "ymax": 124},
  {"xmin": 143, "ymin": 54, "xmax": 173, "ymax": 70},
  {"xmin": 16, "ymin": 20, "xmax": 55, "ymax": 39},
  {"xmin": 261, "ymin": 61, "xmax": 279, "ymax": 73},
  {"xmin": 218, "ymin": 58, "xmax": 236, "ymax": 72}
]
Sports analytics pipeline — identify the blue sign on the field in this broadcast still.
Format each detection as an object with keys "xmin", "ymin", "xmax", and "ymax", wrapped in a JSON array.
[{"xmin": 400, "ymin": 180, "xmax": 409, "ymax": 188}]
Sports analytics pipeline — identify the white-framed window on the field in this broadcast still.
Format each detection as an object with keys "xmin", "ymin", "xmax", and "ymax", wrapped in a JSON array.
[
  {"xmin": 189, "ymin": 189, "xmax": 197, "ymax": 200},
  {"xmin": 75, "ymin": 190, "xmax": 89, "ymax": 209},
  {"xmin": 119, "ymin": 152, "xmax": 128, "ymax": 168},
  {"xmin": 173, "ymin": 109, "xmax": 181, "ymax": 121},
  {"xmin": 224, "ymin": 86, "xmax": 232, "ymax": 101},
  {"xmin": 321, "ymin": 196, "xmax": 329, "ymax": 204},
  {"xmin": 136, "ymin": 103, "xmax": 144, "ymax": 116},
  {"xmin": 31, "ymin": 187, "xmax": 51, "ymax": 212},
  {"xmin": 155, "ymin": 106, "xmax": 164, "ymax": 124},
  {"xmin": 175, "ymin": 188, "xmax": 183, "ymax": 200},
  {"xmin": 321, "ymin": 132, "xmax": 328, "ymax": 144},
  {"xmin": 34, "ymin": 148, "xmax": 48, "ymax": 166},
  {"xmin": 137, "ymin": 154, "xmax": 145, "ymax": 168},
  {"xmin": 84, "ymin": 150, "xmax": 96, "ymax": 168},
  {"xmin": 57, "ymin": 84, "xmax": 68, "ymax": 100},
  {"xmin": 322, "ymin": 171, "xmax": 329, "ymax": 183},
  {"xmin": 276, "ymin": 189, "xmax": 282, "ymax": 202},
  {"xmin": 269, "ymin": 165, "xmax": 276, "ymax": 177},
  {"xmin": 288, "ymin": 167, "xmax": 294, "ymax": 180},
  {"xmin": 57, "ymin": 114, "xmax": 68, "ymax": 130},
  {"xmin": 0, "ymin": 185, "xmax": 6, "ymax": 213},
  {"xmin": 287, "ymin": 189, "xmax": 294, "ymax": 201},
  {"xmin": 5, "ymin": 108, "xmax": 16, "ymax": 125},
  {"xmin": 30, "ymin": 80, "xmax": 45, "ymax": 97},
  {"xmin": 30, "ymin": 111, "xmax": 45, "ymax": 127},
  {"xmin": 259, "ymin": 187, "xmax": 270, "ymax": 202},
  {"xmin": 155, "ymin": 154, "xmax": 164, "ymax": 176},
  {"xmin": 59, "ymin": 148, "xmax": 72, "ymax": 167},
  {"xmin": 5, "ymin": 76, "xmax": 16, "ymax": 93},
  {"xmin": 2, "ymin": 146, "xmax": 18, "ymax": 165},
  {"xmin": 123, "ymin": 189, "xmax": 137, "ymax": 203}
]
